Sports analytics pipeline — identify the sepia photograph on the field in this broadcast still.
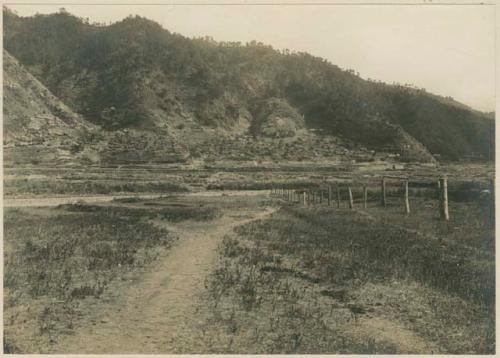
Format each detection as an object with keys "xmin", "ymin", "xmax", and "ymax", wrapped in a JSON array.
[{"xmin": 2, "ymin": 1, "xmax": 496, "ymax": 354}]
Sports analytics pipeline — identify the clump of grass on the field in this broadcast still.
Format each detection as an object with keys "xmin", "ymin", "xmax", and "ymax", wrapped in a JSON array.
[
  {"xmin": 220, "ymin": 236, "xmax": 247, "ymax": 258},
  {"xmin": 112, "ymin": 197, "xmax": 144, "ymax": 203},
  {"xmin": 59, "ymin": 202, "xmax": 220, "ymax": 222}
]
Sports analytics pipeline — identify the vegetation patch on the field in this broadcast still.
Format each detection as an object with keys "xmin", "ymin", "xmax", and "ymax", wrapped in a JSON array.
[
  {"xmin": 4, "ymin": 206, "xmax": 173, "ymax": 352},
  {"xmin": 202, "ymin": 199, "xmax": 494, "ymax": 353},
  {"xmin": 4, "ymin": 178, "xmax": 189, "ymax": 196},
  {"xmin": 60, "ymin": 202, "xmax": 221, "ymax": 222}
]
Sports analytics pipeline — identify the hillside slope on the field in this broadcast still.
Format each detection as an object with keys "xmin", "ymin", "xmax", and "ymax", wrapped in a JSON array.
[
  {"xmin": 4, "ymin": 49, "xmax": 190, "ymax": 165},
  {"xmin": 3, "ymin": 50, "xmax": 100, "ymax": 165},
  {"xmin": 3, "ymin": 8, "xmax": 494, "ymax": 162},
  {"xmin": 3, "ymin": 50, "xmax": 95, "ymax": 145}
]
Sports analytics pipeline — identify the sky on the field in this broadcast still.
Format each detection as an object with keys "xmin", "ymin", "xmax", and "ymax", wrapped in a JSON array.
[{"xmin": 6, "ymin": 2, "xmax": 496, "ymax": 112}]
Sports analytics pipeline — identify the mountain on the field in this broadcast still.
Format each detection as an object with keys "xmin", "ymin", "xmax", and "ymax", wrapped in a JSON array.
[{"xmin": 3, "ymin": 8, "xmax": 494, "ymax": 162}]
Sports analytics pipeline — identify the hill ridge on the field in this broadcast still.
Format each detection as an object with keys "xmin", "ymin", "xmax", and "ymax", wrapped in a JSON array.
[{"xmin": 3, "ymin": 8, "xmax": 494, "ymax": 162}]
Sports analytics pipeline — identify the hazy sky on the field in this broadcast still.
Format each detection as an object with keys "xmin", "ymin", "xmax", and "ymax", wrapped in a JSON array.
[{"xmin": 6, "ymin": 3, "xmax": 496, "ymax": 112}]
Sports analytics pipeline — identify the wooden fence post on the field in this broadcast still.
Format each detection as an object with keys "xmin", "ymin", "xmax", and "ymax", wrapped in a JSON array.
[
  {"xmin": 328, "ymin": 185, "xmax": 332, "ymax": 206},
  {"xmin": 490, "ymin": 178, "xmax": 495, "ymax": 228},
  {"xmin": 336, "ymin": 185, "xmax": 341, "ymax": 208},
  {"xmin": 491, "ymin": 178, "xmax": 495, "ymax": 201},
  {"xmin": 439, "ymin": 178, "xmax": 449, "ymax": 221},
  {"xmin": 381, "ymin": 178, "xmax": 386, "ymax": 207},
  {"xmin": 348, "ymin": 186, "xmax": 354, "ymax": 209},
  {"xmin": 404, "ymin": 180, "xmax": 410, "ymax": 215},
  {"xmin": 363, "ymin": 185, "xmax": 368, "ymax": 209}
]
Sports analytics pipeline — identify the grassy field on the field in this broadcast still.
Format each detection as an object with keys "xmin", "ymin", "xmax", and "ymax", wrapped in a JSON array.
[
  {"xmin": 201, "ymin": 196, "xmax": 494, "ymax": 353},
  {"xmin": 3, "ymin": 200, "xmax": 220, "ymax": 353},
  {"xmin": 3, "ymin": 162, "xmax": 493, "ymax": 197},
  {"xmin": 3, "ymin": 162, "xmax": 494, "ymax": 353},
  {"xmin": 4, "ymin": 178, "xmax": 190, "ymax": 197}
]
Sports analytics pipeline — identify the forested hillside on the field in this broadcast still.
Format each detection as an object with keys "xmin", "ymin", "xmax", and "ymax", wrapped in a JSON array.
[{"xmin": 4, "ymin": 8, "xmax": 494, "ymax": 161}]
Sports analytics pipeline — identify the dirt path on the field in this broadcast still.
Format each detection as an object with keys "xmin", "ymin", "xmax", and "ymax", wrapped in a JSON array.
[
  {"xmin": 4, "ymin": 190, "xmax": 269, "ymax": 208},
  {"xmin": 346, "ymin": 316, "xmax": 438, "ymax": 354},
  {"xmin": 49, "ymin": 206, "xmax": 276, "ymax": 354}
]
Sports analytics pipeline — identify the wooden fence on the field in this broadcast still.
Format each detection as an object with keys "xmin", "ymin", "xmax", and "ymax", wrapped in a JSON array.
[{"xmin": 270, "ymin": 176, "xmax": 495, "ymax": 221}]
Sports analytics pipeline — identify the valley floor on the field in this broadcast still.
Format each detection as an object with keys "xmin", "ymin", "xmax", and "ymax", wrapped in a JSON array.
[{"xmin": 3, "ymin": 184, "xmax": 495, "ymax": 354}]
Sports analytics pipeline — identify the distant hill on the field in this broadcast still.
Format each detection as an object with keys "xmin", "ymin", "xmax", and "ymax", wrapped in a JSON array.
[{"xmin": 3, "ymin": 8, "xmax": 494, "ymax": 162}]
